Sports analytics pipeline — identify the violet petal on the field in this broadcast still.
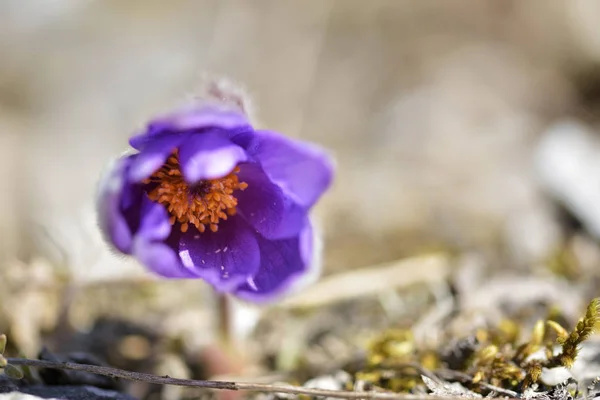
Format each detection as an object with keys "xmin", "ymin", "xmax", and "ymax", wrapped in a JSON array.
[
  {"xmin": 129, "ymin": 197, "xmax": 199, "ymax": 278},
  {"xmin": 236, "ymin": 163, "xmax": 307, "ymax": 240},
  {"xmin": 178, "ymin": 132, "xmax": 247, "ymax": 183},
  {"xmin": 244, "ymin": 130, "xmax": 334, "ymax": 207},
  {"xmin": 176, "ymin": 217, "xmax": 261, "ymax": 292},
  {"xmin": 96, "ymin": 156, "xmax": 135, "ymax": 253},
  {"xmin": 132, "ymin": 240, "xmax": 198, "ymax": 278},
  {"xmin": 129, "ymin": 105, "xmax": 251, "ymax": 150},
  {"xmin": 235, "ymin": 221, "xmax": 313, "ymax": 302},
  {"xmin": 128, "ymin": 133, "xmax": 187, "ymax": 182},
  {"xmin": 135, "ymin": 196, "xmax": 172, "ymax": 242}
]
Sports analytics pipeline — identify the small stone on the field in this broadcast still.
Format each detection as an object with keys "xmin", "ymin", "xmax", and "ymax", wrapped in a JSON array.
[{"xmin": 535, "ymin": 120, "xmax": 600, "ymax": 239}]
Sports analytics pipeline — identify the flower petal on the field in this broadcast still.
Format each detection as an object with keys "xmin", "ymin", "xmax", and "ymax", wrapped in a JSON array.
[
  {"xmin": 132, "ymin": 240, "xmax": 198, "ymax": 278},
  {"xmin": 178, "ymin": 132, "xmax": 247, "ymax": 183},
  {"xmin": 135, "ymin": 196, "xmax": 172, "ymax": 242},
  {"xmin": 96, "ymin": 155, "xmax": 136, "ymax": 253},
  {"xmin": 128, "ymin": 133, "xmax": 187, "ymax": 182},
  {"xmin": 129, "ymin": 105, "xmax": 252, "ymax": 150},
  {"xmin": 128, "ymin": 196, "xmax": 200, "ymax": 278},
  {"xmin": 236, "ymin": 163, "xmax": 307, "ymax": 240},
  {"xmin": 175, "ymin": 217, "xmax": 261, "ymax": 292},
  {"xmin": 235, "ymin": 221, "xmax": 314, "ymax": 303},
  {"xmin": 243, "ymin": 130, "xmax": 334, "ymax": 207}
]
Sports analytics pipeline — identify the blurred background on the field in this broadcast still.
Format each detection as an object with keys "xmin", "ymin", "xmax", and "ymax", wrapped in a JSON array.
[{"xmin": 2, "ymin": 0, "xmax": 600, "ymax": 397}]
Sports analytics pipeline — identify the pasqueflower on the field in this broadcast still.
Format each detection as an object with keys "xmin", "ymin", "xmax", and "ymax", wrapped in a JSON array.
[{"xmin": 97, "ymin": 104, "xmax": 333, "ymax": 302}]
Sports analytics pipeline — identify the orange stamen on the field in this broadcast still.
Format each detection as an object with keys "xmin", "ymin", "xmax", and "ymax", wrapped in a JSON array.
[{"xmin": 145, "ymin": 150, "xmax": 247, "ymax": 233}]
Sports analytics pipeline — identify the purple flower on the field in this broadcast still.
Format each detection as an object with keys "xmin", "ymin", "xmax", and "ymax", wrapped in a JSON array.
[{"xmin": 97, "ymin": 104, "xmax": 333, "ymax": 302}]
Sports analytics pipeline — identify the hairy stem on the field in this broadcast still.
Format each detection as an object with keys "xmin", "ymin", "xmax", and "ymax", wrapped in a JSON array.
[{"xmin": 217, "ymin": 293, "xmax": 233, "ymax": 350}]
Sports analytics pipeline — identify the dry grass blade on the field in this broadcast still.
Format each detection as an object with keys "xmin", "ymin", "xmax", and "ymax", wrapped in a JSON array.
[{"xmin": 280, "ymin": 254, "xmax": 450, "ymax": 309}]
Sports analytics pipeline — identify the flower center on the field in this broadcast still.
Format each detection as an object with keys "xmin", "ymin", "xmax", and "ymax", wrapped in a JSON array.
[{"xmin": 145, "ymin": 151, "xmax": 248, "ymax": 233}]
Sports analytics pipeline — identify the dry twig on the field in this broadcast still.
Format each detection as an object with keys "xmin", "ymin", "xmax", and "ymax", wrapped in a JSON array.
[{"xmin": 5, "ymin": 357, "xmax": 516, "ymax": 400}]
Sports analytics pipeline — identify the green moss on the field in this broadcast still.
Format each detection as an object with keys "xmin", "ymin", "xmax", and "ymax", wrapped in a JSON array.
[{"xmin": 358, "ymin": 298, "xmax": 600, "ymax": 394}]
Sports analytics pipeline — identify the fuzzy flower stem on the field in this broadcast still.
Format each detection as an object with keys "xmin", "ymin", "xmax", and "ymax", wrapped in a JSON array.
[
  {"xmin": 217, "ymin": 292, "xmax": 234, "ymax": 351},
  {"xmin": 4, "ymin": 358, "xmax": 484, "ymax": 400}
]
